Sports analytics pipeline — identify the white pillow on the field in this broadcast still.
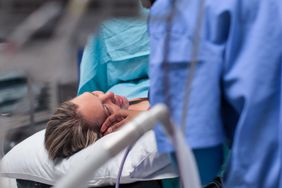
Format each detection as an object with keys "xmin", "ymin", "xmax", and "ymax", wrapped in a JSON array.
[{"xmin": 0, "ymin": 129, "xmax": 177, "ymax": 186}]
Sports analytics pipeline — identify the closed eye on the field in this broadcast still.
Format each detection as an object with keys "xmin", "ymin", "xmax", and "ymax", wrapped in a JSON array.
[{"xmin": 103, "ymin": 104, "xmax": 112, "ymax": 117}]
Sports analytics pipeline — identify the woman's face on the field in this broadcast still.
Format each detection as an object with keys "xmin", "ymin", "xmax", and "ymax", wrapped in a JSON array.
[{"xmin": 71, "ymin": 91, "xmax": 129, "ymax": 128}]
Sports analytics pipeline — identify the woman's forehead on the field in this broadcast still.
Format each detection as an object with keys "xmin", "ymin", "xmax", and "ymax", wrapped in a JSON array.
[
  {"xmin": 71, "ymin": 92, "xmax": 96, "ymax": 103},
  {"xmin": 71, "ymin": 92, "xmax": 106, "ymax": 125}
]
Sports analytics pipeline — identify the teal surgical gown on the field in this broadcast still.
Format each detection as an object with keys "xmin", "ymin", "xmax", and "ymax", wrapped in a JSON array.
[
  {"xmin": 78, "ymin": 8, "xmax": 150, "ymax": 99},
  {"xmin": 149, "ymin": 0, "xmax": 282, "ymax": 187}
]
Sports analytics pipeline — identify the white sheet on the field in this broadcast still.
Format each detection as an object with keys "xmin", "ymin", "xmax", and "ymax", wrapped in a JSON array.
[{"xmin": 0, "ymin": 129, "xmax": 177, "ymax": 186}]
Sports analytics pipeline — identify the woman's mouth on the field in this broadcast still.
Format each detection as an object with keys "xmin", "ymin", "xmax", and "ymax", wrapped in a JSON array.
[{"xmin": 115, "ymin": 95, "xmax": 129, "ymax": 109}]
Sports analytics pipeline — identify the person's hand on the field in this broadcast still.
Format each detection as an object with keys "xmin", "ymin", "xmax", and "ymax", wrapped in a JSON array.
[{"xmin": 100, "ymin": 110, "xmax": 142, "ymax": 135}]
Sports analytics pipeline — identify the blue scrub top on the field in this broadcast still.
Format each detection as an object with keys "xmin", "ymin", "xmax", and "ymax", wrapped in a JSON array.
[{"xmin": 149, "ymin": 0, "xmax": 282, "ymax": 187}]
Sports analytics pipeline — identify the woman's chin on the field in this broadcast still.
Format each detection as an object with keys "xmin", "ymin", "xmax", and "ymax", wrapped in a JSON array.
[
  {"xmin": 121, "ymin": 100, "xmax": 129, "ymax": 109},
  {"xmin": 115, "ymin": 95, "xmax": 129, "ymax": 109}
]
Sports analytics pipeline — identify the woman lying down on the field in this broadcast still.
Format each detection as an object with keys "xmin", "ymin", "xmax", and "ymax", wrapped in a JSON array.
[{"xmin": 45, "ymin": 91, "xmax": 149, "ymax": 160}]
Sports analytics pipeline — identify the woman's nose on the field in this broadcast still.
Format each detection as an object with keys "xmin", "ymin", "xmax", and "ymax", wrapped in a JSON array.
[{"xmin": 103, "ymin": 92, "xmax": 115, "ymax": 103}]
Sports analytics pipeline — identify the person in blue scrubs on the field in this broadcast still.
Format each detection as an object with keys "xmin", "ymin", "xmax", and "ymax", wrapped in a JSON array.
[{"xmin": 149, "ymin": 0, "xmax": 282, "ymax": 187}]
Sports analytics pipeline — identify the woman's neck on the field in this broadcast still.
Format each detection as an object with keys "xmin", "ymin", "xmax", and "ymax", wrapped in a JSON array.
[{"xmin": 128, "ymin": 98, "xmax": 149, "ymax": 111}]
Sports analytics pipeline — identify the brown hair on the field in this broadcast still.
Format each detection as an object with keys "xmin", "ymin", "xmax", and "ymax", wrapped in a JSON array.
[{"xmin": 45, "ymin": 101, "xmax": 101, "ymax": 160}]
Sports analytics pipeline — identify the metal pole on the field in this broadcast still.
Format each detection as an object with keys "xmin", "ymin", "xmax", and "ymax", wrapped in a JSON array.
[{"xmin": 0, "ymin": 117, "xmax": 9, "ymax": 187}]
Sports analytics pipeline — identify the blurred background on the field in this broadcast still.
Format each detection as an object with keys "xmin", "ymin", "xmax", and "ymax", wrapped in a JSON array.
[{"xmin": 0, "ymin": 0, "xmax": 140, "ymax": 156}]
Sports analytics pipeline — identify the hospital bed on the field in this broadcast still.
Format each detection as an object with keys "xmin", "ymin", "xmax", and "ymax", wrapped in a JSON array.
[
  {"xmin": 1, "ymin": 128, "xmax": 178, "ymax": 188},
  {"xmin": 1, "ymin": 105, "xmax": 201, "ymax": 188}
]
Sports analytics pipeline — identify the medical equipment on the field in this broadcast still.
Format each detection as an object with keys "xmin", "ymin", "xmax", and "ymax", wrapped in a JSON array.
[
  {"xmin": 0, "ymin": 117, "xmax": 10, "ymax": 187},
  {"xmin": 115, "ymin": 146, "xmax": 131, "ymax": 188},
  {"xmin": 54, "ymin": 104, "xmax": 201, "ymax": 188}
]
